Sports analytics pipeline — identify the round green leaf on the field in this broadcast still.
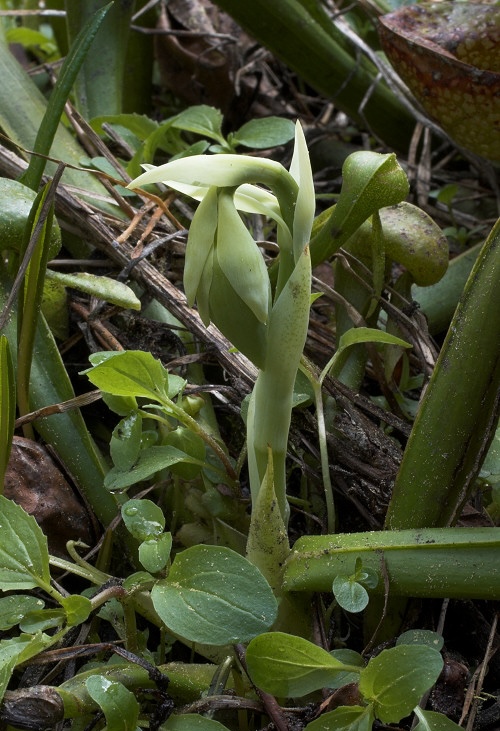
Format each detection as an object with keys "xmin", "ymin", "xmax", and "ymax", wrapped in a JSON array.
[
  {"xmin": 60, "ymin": 595, "xmax": 92, "ymax": 626},
  {"xmin": 332, "ymin": 576, "xmax": 369, "ymax": 613},
  {"xmin": 139, "ymin": 533, "xmax": 172, "ymax": 574},
  {"xmin": 414, "ymin": 707, "xmax": 463, "ymax": 731},
  {"xmin": 359, "ymin": 645, "xmax": 443, "ymax": 724},
  {"xmin": 121, "ymin": 499, "xmax": 165, "ymax": 541},
  {"xmin": 151, "ymin": 545, "xmax": 277, "ymax": 645}
]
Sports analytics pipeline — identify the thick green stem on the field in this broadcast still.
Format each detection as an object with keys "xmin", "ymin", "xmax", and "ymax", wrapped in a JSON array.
[
  {"xmin": 247, "ymin": 247, "xmax": 312, "ymax": 525},
  {"xmin": 385, "ymin": 217, "xmax": 500, "ymax": 529},
  {"xmin": 283, "ymin": 528, "xmax": 500, "ymax": 599}
]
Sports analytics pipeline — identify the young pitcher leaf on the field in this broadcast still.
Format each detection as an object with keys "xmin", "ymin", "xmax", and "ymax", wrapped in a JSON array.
[
  {"xmin": 151, "ymin": 545, "xmax": 277, "ymax": 645},
  {"xmin": 359, "ymin": 645, "xmax": 443, "ymax": 723},
  {"xmin": 245, "ymin": 632, "xmax": 360, "ymax": 697},
  {"xmin": 85, "ymin": 675, "xmax": 140, "ymax": 731},
  {"xmin": 0, "ymin": 495, "xmax": 50, "ymax": 589}
]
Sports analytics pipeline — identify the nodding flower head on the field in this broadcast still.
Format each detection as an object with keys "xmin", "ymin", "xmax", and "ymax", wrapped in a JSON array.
[{"xmin": 127, "ymin": 121, "xmax": 314, "ymax": 369}]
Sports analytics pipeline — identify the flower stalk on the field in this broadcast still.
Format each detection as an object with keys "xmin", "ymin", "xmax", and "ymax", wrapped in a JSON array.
[{"xmin": 129, "ymin": 122, "xmax": 314, "ymax": 530}]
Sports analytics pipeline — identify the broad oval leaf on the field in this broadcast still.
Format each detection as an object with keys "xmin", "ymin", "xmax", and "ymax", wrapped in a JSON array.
[
  {"xmin": 359, "ymin": 645, "xmax": 443, "ymax": 723},
  {"xmin": 85, "ymin": 675, "xmax": 139, "ymax": 731},
  {"xmin": 60, "ymin": 595, "xmax": 92, "ymax": 627},
  {"xmin": 245, "ymin": 632, "xmax": 360, "ymax": 698},
  {"xmin": 151, "ymin": 545, "xmax": 277, "ymax": 645},
  {"xmin": 171, "ymin": 104, "xmax": 224, "ymax": 142},
  {"xmin": 232, "ymin": 117, "xmax": 295, "ymax": 149},
  {"xmin": 0, "ymin": 495, "xmax": 50, "ymax": 589}
]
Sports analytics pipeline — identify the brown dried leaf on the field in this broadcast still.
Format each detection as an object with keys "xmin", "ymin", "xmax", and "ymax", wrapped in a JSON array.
[{"xmin": 4, "ymin": 438, "xmax": 95, "ymax": 558}]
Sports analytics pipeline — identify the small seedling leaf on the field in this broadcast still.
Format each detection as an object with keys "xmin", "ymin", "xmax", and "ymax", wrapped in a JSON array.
[
  {"xmin": 397, "ymin": 630, "xmax": 444, "ymax": 651},
  {"xmin": 122, "ymin": 499, "xmax": 165, "ymax": 541},
  {"xmin": 60, "ymin": 595, "xmax": 92, "ymax": 626},
  {"xmin": 232, "ymin": 117, "xmax": 295, "ymax": 149},
  {"xmin": 0, "ymin": 596, "xmax": 44, "ymax": 631},
  {"xmin": 359, "ymin": 645, "xmax": 443, "ymax": 723},
  {"xmin": 151, "ymin": 545, "xmax": 277, "ymax": 645},
  {"xmin": 333, "ymin": 575, "xmax": 370, "ymax": 613},
  {"xmin": 110, "ymin": 411, "xmax": 143, "ymax": 471},
  {"xmin": 245, "ymin": 632, "xmax": 360, "ymax": 697},
  {"xmin": 85, "ymin": 675, "xmax": 140, "ymax": 731},
  {"xmin": 104, "ymin": 445, "xmax": 191, "ymax": 490},
  {"xmin": 304, "ymin": 705, "xmax": 375, "ymax": 731},
  {"xmin": 163, "ymin": 427, "xmax": 206, "ymax": 480},
  {"xmin": 0, "ymin": 495, "xmax": 50, "ymax": 589},
  {"xmin": 413, "ymin": 707, "xmax": 463, "ymax": 731},
  {"xmin": 163, "ymin": 714, "xmax": 230, "ymax": 731},
  {"xmin": 84, "ymin": 350, "xmax": 171, "ymax": 403},
  {"xmin": 139, "ymin": 533, "xmax": 172, "ymax": 574},
  {"xmin": 19, "ymin": 609, "xmax": 65, "ymax": 633},
  {"xmin": 172, "ymin": 105, "xmax": 224, "ymax": 143}
]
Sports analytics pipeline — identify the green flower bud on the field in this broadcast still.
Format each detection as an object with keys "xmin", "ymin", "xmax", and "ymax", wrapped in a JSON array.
[{"xmin": 216, "ymin": 189, "xmax": 270, "ymax": 324}]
